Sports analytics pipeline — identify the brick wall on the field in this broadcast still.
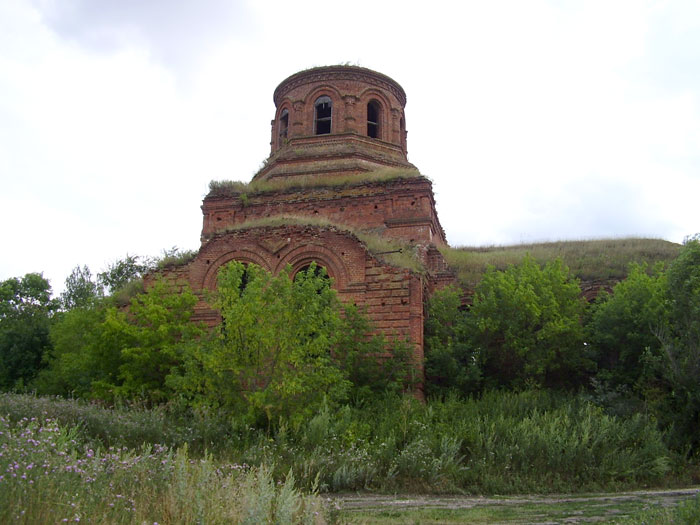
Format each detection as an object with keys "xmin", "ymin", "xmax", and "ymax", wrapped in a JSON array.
[
  {"xmin": 202, "ymin": 177, "xmax": 446, "ymax": 247},
  {"xmin": 157, "ymin": 224, "xmax": 428, "ymax": 391}
]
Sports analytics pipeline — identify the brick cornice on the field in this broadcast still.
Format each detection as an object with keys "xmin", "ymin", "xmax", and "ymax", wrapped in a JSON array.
[{"xmin": 274, "ymin": 66, "xmax": 407, "ymax": 107}]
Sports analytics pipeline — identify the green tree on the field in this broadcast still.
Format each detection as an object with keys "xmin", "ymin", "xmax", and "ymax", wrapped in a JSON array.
[
  {"xmin": 170, "ymin": 262, "xmax": 407, "ymax": 426},
  {"xmin": 37, "ymin": 277, "xmax": 202, "ymax": 402},
  {"xmin": 470, "ymin": 256, "xmax": 590, "ymax": 389},
  {"xmin": 666, "ymin": 236, "xmax": 700, "ymax": 346},
  {"xmin": 424, "ymin": 286, "xmax": 482, "ymax": 397},
  {"xmin": 61, "ymin": 265, "xmax": 102, "ymax": 310},
  {"xmin": 34, "ymin": 304, "xmax": 117, "ymax": 397},
  {"xmin": 172, "ymin": 262, "xmax": 350, "ymax": 426},
  {"xmin": 333, "ymin": 303, "xmax": 415, "ymax": 402},
  {"xmin": 98, "ymin": 254, "xmax": 151, "ymax": 294},
  {"xmin": 587, "ymin": 263, "xmax": 668, "ymax": 392},
  {"xmin": 0, "ymin": 273, "xmax": 58, "ymax": 389},
  {"xmin": 110, "ymin": 277, "xmax": 204, "ymax": 402},
  {"xmin": 650, "ymin": 238, "xmax": 700, "ymax": 453}
]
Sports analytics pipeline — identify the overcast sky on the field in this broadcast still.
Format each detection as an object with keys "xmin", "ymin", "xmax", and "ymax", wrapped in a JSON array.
[{"xmin": 1, "ymin": 0, "xmax": 699, "ymax": 293}]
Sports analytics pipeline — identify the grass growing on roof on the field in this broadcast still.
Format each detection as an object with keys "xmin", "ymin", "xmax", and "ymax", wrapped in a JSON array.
[
  {"xmin": 208, "ymin": 215, "xmax": 424, "ymax": 273},
  {"xmin": 207, "ymin": 168, "xmax": 423, "ymax": 198},
  {"xmin": 441, "ymin": 238, "xmax": 681, "ymax": 287}
]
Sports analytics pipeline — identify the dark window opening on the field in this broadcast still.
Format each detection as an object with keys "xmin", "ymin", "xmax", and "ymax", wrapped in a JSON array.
[
  {"xmin": 219, "ymin": 263, "xmax": 251, "ymax": 336},
  {"xmin": 367, "ymin": 100, "xmax": 380, "ymax": 138},
  {"xmin": 278, "ymin": 109, "xmax": 289, "ymax": 143},
  {"xmin": 239, "ymin": 264, "xmax": 250, "ymax": 294},
  {"xmin": 219, "ymin": 262, "xmax": 251, "ymax": 296},
  {"xmin": 294, "ymin": 263, "xmax": 330, "ymax": 292},
  {"xmin": 314, "ymin": 96, "xmax": 332, "ymax": 135}
]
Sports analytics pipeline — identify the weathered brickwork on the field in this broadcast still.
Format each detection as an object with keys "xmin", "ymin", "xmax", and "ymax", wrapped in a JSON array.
[
  {"xmin": 155, "ymin": 66, "xmax": 456, "ymax": 393},
  {"xmin": 202, "ymin": 177, "xmax": 446, "ymax": 246},
  {"xmin": 257, "ymin": 66, "xmax": 414, "ymax": 181},
  {"xmin": 165, "ymin": 225, "xmax": 426, "ymax": 363}
]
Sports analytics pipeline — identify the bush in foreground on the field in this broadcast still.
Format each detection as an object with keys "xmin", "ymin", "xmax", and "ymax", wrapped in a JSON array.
[{"xmin": 0, "ymin": 390, "xmax": 682, "ymax": 496}]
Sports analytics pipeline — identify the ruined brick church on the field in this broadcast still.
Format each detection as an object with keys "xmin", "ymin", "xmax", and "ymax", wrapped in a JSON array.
[{"xmin": 165, "ymin": 66, "xmax": 454, "ymax": 383}]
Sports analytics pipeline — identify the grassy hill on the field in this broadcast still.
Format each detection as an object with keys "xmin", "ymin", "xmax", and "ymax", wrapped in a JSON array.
[{"xmin": 440, "ymin": 238, "xmax": 681, "ymax": 288}]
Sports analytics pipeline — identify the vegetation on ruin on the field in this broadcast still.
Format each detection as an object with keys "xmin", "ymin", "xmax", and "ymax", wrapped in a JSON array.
[
  {"xmin": 155, "ymin": 246, "xmax": 198, "ymax": 269},
  {"xmin": 441, "ymin": 237, "xmax": 681, "ymax": 287},
  {"xmin": 207, "ymin": 167, "xmax": 422, "ymax": 198},
  {"xmin": 209, "ymin": 214, "xmax": 425, "ymax": 273}
]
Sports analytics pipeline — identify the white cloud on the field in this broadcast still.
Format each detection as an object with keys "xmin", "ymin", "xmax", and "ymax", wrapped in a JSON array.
[{"xmin": 1, "ymin": 0, "xmax": 699, "ymax": 292}]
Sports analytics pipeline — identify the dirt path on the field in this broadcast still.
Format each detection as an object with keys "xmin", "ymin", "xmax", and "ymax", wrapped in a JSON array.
[
  {"xmin": 334, "ymin": 487, "xmax": 700, "ymax": 510},
  {"xmin": 332, "ymin": 487, "xmax": 700, "ymax": 523}
]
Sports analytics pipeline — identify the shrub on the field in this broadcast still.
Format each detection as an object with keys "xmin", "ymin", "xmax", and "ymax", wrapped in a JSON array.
[
  {"xmin": 470, "ymin": 256, "xmax": 591, "ymax": 389},
  {"xmin": 424, "ymin": 286, "xmax": 482, "ymax": 397},
  {"xmin": 586, "ymin": 262, "xmax": 668, "ymax": 392},
  {"xmin": 0, "ymin": 390, "xmax": 678, "ymax": 495}
]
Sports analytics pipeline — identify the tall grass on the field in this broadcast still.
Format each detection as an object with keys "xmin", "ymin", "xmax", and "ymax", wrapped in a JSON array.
[
  {"xmin": 0, "ymin": 391, "xmax": 682, "ymax": 497},
  {"xmin": 208, "ymin": 168, "xmax": 422, "ymax": 198},
  {"xmin": 0, "ymin": 414, "xmax": 329, "ymax": 524},
  {"xmin": 442, "ymin": 238, "xmax": 681, "ymax": 287}
]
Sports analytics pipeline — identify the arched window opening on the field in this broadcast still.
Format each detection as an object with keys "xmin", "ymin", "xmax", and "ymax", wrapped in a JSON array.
[
  {"xmin": 367, "ymin": 100, "xmax": 380, "ymax": 138},
  {"xmin": 294, "ymin": 263, "xmax": 330, "ymax": 291},
  {"xmin": 238, "ymin": 264, "xmax": 251, "ymax": 294},
  {"xmin": 278, "ymin": 109, "xmax": 289, "ymax": 144},
  {"xmin": 217, "ymin": 262, "xmax": 251, "ymax": 297},
  {"xmin": 216, "ymin": 261, "xmax": 252, "ymax": 337},
  {"xmin": 314, "ymin": 96, "xmax": 332, "ymax": 135}
]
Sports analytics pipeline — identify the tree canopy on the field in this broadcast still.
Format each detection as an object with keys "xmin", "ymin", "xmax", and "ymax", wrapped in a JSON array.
[{"xmin": 0, "ymin": 273, "xmax": 57, "ymax": 388}]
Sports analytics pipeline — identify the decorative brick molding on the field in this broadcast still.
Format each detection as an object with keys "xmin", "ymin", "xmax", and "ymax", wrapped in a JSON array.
[
  {"xmin": 202, "ymin": 177, "xmax": 447, "ymax": 246},
  {"xmin": 260, "ymin": 66, "xmax": 413, "ymax": 180}
]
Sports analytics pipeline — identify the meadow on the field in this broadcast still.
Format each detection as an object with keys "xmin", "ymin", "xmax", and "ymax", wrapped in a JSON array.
[
  {"xmin": 441, "ymin": 237, "xmax": 681, "ymax": 286},
  {"xmin": 1, "ymin": 390, "xmax": 696, "ymax": 523}
]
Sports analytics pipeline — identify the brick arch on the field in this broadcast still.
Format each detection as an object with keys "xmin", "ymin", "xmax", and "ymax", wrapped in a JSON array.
[
  {"xmin": 358, "ymin": 87, "xmax": 394, "ymax": 111},
  {"xmin": 360, "ymin": 92, "xmax": 391, "ymax": 142},
  {"xmin": 304, "ymin": 86, "xmax": 343, "ymax": 135},
  {"xmin": 276, "ymin": 243, "xmax": 351, "ymax": 290},
  {"xmin": 274, "ymin": 103, "xmax": 292, "ymax": 150},
  {"xmin": 201, "ymin": 247, "xmax": 273, "ymax": 291},
  {"xmin": 275, "ymin": 102, "xmax": 292, "ymax": 121}
]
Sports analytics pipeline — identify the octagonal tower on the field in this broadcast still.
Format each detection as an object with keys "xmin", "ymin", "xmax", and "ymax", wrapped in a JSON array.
[{"xmin": 254, "ymin": 66, "xmax": 415, "ymax": 181}]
